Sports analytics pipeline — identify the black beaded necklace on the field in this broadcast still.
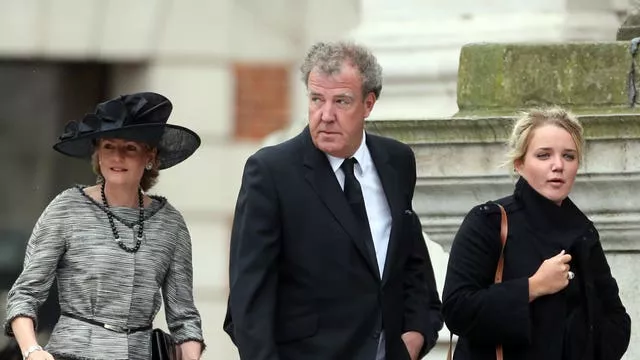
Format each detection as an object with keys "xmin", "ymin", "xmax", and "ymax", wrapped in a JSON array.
[{"xmin": 100, "ymin": 181, "xmax": 144, "ymax": 253}]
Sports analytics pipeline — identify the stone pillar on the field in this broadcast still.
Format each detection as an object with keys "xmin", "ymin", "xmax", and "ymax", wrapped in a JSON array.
[
  {"xmin": 617, "ymin": 0, "xmax": 640, "ymax": 40},
  {"xmin": 367, "ymin": 41, "xmax": 640, "ymax": 359},
  {"xmin": 347, "ymin": 0, "xmax": 619, "ymax": 121}
]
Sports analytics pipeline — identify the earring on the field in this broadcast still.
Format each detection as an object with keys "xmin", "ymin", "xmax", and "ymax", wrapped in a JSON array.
[{"xmin": 145, "ymin": 162, "xmax": 153, "ymax": 170}]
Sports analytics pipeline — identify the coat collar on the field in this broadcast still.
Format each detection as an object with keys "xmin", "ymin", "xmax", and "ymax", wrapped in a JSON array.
[
  {"xmin": 325, "ymin": 131, "xmax": 372, "ymax": 176},
  {"xmin": 514, "ymin": 177, "xmax": 592, "ymax": 251}
]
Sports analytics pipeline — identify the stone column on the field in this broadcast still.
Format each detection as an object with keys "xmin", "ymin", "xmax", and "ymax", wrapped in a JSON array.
[
  {"xmin": 617, "ymin": 0, "xmax": 640, "ymax": 40},
  {"xmin": 348, "ymin": 0, "xmax": 619, "ymax": 121}
]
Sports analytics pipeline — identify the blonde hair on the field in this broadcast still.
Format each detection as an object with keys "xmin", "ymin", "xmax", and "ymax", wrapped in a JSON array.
[
  {"xmin": 91, "ymin": 142, "xmax": 159, "ymax": 192},
  {"xmin": 505, "ymin": 107, "xmax": 584, "ymax": 171}
]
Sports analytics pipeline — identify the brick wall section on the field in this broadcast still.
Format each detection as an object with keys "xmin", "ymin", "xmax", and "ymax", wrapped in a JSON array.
[{"xmin": 234, "ymin": 64, "xmax": 291, "ymax": 140}]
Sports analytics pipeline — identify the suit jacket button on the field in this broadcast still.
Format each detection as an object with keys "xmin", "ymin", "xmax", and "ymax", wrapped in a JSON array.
[{"xmin": 372, "ymin": 330, "xmax": 381, "ymax": 339}]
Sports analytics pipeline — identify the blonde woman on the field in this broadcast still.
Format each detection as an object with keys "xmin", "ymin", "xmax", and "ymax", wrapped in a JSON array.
[
  {"xmin": 4, "ymin": 92, "xmax": 205, "ymax": 360},
  {"xmin": 443, "ymin": 108, "xmax": 630, "ymax": 360}
]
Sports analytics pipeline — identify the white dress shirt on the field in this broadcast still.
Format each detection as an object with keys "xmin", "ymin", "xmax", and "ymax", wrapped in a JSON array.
[
  {"xmin": 325, "ymin": 132, "xmax": 392, "ymax": 360},
  {"xmin": 325, "ymin": 133, "xmax": 392, "ymax": 276}
]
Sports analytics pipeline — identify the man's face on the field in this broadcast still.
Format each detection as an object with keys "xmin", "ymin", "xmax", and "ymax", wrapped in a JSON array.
[{"xmin": 307, "ymin": 63, "xmax": 376, "ymax": 158}]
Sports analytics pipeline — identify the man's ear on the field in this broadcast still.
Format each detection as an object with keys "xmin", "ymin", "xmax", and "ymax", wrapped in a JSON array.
[{"xmin": 363, "ymin": 92, "xmax": 376, "ymax": 118}]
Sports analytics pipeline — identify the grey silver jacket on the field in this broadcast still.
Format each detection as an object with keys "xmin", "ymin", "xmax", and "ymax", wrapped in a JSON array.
[{"xmin": 4, "ymin": 187, "xmax": 204, "ymax": 360}]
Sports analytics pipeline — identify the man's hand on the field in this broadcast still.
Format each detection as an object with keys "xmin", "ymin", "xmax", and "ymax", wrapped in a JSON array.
[{"xmin": 401, "ymin": 331, "xmax": 424, "ymax": 360}]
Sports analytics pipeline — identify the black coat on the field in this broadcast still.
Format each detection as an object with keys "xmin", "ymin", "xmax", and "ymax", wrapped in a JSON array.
[
  {"xmin": 443, "ymin": 178, "xmax": 631, "ymax": 360},
  {"xmin": 224, "ymin": 127, "xmax": 443, "ymax": 360}
]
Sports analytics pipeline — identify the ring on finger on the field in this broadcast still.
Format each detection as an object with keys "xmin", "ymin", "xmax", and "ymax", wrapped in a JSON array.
[{"xmin": 567, "ymin": 271, "xmax": 575, "ymax": 280}]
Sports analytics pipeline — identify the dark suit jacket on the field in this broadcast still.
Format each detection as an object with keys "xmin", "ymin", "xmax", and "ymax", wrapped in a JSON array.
[
  {"xmin": 224, "ymin": 127, "xmax": 443, "ymax": 360},
  {"xmin": 443, "ymin": 178, "xmax": 630, "ymax": 360}
]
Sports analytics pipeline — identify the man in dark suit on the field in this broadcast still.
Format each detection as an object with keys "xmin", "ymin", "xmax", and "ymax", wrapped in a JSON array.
[{"xmin": 224, "ymin": 41, "xmax": 443, "ymax": 360}]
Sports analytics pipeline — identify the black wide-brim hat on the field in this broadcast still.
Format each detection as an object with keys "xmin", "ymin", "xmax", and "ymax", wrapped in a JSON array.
[{"xmin": 53, "ymin": 92, "xmax": 200, "ymax": 170}]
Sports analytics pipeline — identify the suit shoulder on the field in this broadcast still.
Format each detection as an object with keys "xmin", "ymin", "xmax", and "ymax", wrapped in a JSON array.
[
  {"xmin": 248, "ymin": 130, "xmax": 304, "ymax": 165},
  {"xmin": 367, "ymin": 132, "xmax": 414, "ymax": 158},
  {"xmin": 367, "ymin": 132, "xmax": 411, "ymax": 149},
  {"xmin": 47, "ymin": 186, "xmax": 93, "ymax": 211},
  {"xmin": 158, "ymin": 198, "xmax": 181, "ymax": 217}
]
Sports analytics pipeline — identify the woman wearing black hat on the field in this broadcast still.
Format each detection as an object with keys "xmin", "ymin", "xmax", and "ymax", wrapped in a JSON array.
[{"xmin": 4, "ymin": 92, "xmax": 205, "ymax": 360}]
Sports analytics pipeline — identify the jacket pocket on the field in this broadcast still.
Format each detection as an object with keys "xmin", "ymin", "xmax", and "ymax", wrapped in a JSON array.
[{"xmin": 275, "ymin": 313, "xmax": 318, "ymax": 343}]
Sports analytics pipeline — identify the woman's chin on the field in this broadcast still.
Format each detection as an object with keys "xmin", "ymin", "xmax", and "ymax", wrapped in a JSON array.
[{"xmin": 103, "ymin": 174, "xmax": 138, "ymax": 188}]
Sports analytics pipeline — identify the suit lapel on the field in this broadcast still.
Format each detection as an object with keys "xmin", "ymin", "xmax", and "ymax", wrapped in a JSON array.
[
  {"xmin": 367, "ymin": 135, "xmax": 404, "ymax": 285},
  {"xmin": 302, "ymin": 128, "xmax": 380, "ymax": 277}
]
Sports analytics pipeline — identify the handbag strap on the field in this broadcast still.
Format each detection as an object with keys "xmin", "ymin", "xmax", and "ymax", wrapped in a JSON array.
[
  {"xmin": 494, "ymin": 204, "xmax": 508, "ymax": 283},
  {"xmin": 494, "ymin": 204, "xmax": 507, "ymax": 360},
  {"xmin": 446, "ymin": 203, "xmax": 508, "ymax": 360}
]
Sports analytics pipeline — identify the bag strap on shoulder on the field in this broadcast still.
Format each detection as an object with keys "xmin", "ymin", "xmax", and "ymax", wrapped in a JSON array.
[{"xmin": 446, "ymin": 203, "xmax": 507, "ymax": 360}]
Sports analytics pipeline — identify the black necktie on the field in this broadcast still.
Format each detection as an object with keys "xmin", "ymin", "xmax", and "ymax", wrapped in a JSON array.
[{"xmin": 341, "ymin": 158, "xmax": 379, "ymax": 275}]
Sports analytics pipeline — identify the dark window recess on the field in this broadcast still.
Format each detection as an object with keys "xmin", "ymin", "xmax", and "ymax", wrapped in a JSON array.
[{"xmin": 0, "ymin": 61, "xmax": 110, "ymax": 342}]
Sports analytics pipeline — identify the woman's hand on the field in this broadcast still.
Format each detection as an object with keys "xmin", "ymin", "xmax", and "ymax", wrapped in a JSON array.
[
  {"xmin": 11, "ymin": 318, "xmax": 54, "ymax": 359},
  {"xmin": 179, "ymin": 340, "xmax": 202, "ymax": 360},
  {"xmin": 26, "ymin": 349, "xmax": 55, "ymax": 360},
  {"xmin": 529, "ymin": 250, "xmax": 572, "ymax": 301}
]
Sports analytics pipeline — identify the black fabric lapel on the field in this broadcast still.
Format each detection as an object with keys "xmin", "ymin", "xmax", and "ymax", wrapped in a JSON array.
[{"xmin": 301, "ymin": 128, "xmax": 380, "ymax": 277}]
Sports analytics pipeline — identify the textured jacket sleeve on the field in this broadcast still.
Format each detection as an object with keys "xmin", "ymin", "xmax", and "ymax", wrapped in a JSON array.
[
  {"xmin": 162, "ymin": 211, "xmax": 205, "ymax": 347},
  {"xmin": 4, "ymin": 193, "xmax": 69, "ymax": 336},
  {"xmin": 442, "ymin": 206, "xmax": 531, "ymax": 345}
]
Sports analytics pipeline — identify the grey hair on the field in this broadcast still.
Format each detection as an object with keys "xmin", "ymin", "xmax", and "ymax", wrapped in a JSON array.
[{"xmin": 300, "ymin": 41, "xmax": 383, "ymax": 99}]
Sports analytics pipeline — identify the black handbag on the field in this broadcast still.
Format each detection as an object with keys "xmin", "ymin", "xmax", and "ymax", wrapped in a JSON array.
[{"xmin": 151, "ymin": 328, "xmax": 182, "ymax": 360}]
